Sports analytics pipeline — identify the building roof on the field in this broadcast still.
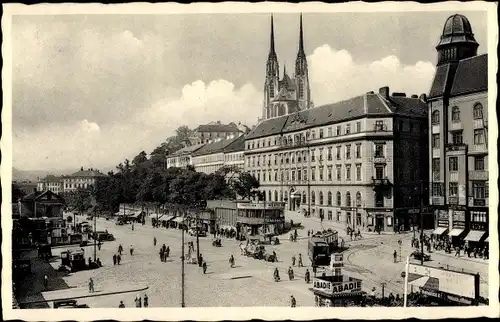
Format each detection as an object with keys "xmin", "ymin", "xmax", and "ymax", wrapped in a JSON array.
[
  {"xmin": 69, "ymin": 169, "xmax": 106, "ymax": 178},
  {"xmin": 247, "ymin": 91, "xmax": 427, "ymax": 140},
  {"xmin": 438, "ymin": 14, "xmax": 478, "ymax": 48},
  {"xmin": 450, "ymin": 54, "xmax": 487, "ymax": 96},
  {"xmin": 171, "ymin": 142, "xmax": 206, "ymax": 156},
  {"xmin": 39, "ymin": 175, "xmax": 64, "ymax": 182},
  {"xmin": 22, "ymin": 190, "xmax": 66, "ymax": 203},
  {"xmin": 223, "ymin": 135, "xmax": 245, "ymax": 153},
  {"xmin": 429, "ymin": 54, "xmax": 487, "ymax": 99},
  {"xmin": 196, "ymin": 123, "xmax": 241, "ymax": 133},
  {"xmin": 192, "ymin": 136, "xmax": 241, "ymax": 157}
]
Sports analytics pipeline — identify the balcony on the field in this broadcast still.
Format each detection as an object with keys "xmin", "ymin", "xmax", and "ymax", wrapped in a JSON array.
[
  {"xmin": 445, "ymin": 143, "xmax": 467, "ymax": 152},
  {"xmin": 469, "ymin": 144, "xmax": 487, "ymax": 154},
  {"xmin": 472, "ymin": 198, "xmax": 487, "ymax": 207},
  {"xmin": 431, "ymin": 196, "xmax": 445, "ymax": 205},
  {"xmin": 371, "ymin": 177, "xmax": 391, "ymax": 187},
  {"xmin": 373, "ymin": 124, "xmax": 388, "ymax": 132},
  {"xmin": 469, "ymin": 170, "xmax": 488, "ymax": 181},
  {"xmin": 448, "ymin": 196, "xmax": 459, "ymax": 204}
]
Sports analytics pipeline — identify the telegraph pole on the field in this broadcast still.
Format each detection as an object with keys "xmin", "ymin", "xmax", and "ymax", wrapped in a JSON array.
[
  {"xmin": 93, "ymin": 210, "xmax": 97, "ymax": 262},
  {"xmin": 181, "ymin": 206, "xmax": 186, "ymax": 308},
  {"xmin": 381, "ymin": 282, "xmax": 386, "ymax": 299},
  {"xmin": 196, "ymin": 206, "xmax": 200, "ymax": 262},
  {"xmin": 420, "ymin": 180, "xmax": 425, "ymax": 265}
]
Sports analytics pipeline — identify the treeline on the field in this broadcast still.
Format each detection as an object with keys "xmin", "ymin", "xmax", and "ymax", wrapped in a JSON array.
[{"xmin": 65, "ymin": 125, "xmax": 260, "ymax": 213}]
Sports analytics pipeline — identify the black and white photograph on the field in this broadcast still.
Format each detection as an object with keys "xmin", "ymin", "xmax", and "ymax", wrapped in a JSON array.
[{"xmin": 1, "ymin": 1, "xmax": 498, "ymax": 320}]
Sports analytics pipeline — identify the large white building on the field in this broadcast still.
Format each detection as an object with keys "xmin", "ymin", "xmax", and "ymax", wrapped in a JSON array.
[
  {"xmin": 192, "ymin": 135, "xmax": 245, "ymax": 174},
  {"xmin": 245, "ymin": 86, "xmax": 430, "ymax": 233},
  {"xmin": 62, "ymin": 167, "xmax": 106, "ymax": 192},
  {"xmin": 37, "ymin": 175, "xmax": 64, "ymax": 195}
]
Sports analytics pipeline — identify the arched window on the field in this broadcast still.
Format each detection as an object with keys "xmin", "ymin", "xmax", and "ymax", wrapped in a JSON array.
[
  {"xmin": 356, "ymin": 192, "xmax": 362, "ymax": 207},
  {"xmin": 473, "ymin": 103, "xmax": 484, "ymax": 119},
  {"xmin": 431, "ymin": 110, "xmax": 440, "ymax": 125},
  {"xmin": 346, "ymin": 192, "xmax": 351, "ymax": 207},
  {"xmin": 451, "ymin": 106, "xmax": 460, "ymax": 122},
  {"xmin": 311, "ymin": 191, "xmax": 316, "ymax": 205},
  {"xmin": 302, "ymin": 191, "xmax": 307, "ymax": 204},
  {"xmin": 336, "ymin": 192, "xmax": 342, "ymax": 206},
  {"xmin": 274, "ymin": 171, "xmax": 278, "ymax": 181},
  {"xmin": 327, "ymin": 191, "xmax": 332, "ymax": 206},
  {"xmin": 319, "ymin": 192, "xmax": 324, "ymax": 205},
  {"xmin": 280, "ymin": 191, "xmax": 283, "ymax": 201},
  {"xmin": 273, "ymin": 190, "xmax": 278, "ymax": 201},
  {"xmin": 268, "ymin": 190, "xmax": 272, "ymax": 201}
]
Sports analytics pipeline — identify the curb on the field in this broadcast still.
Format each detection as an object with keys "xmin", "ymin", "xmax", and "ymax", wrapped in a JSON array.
[{"xmin": 19, "ymin": 285, "xmax": 149, "ymax": 305}]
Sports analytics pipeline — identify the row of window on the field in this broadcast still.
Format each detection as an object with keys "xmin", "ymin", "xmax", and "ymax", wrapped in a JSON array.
[
  {"xmin": 250, "ymin": 164, "xmax": 385, "ymax": 183},
  {"xmin": 432, "ymin": 181, "xmax": 488, "ymax": 199},
  {"xmin": 431, "ymin": 103, "xmax": 484, "ymax": 125},
  {"xmin": 431, "ymin": 129, "xmax": 486, "ymax": 148},
  {"xmin": 432, "ymin": 156, "xmax": 485, "ymax": 177},
  {"xmin": 64, "ymin": 178, "xmax": 95, "ymax": 183},
  {"xmin": 246, "ymin": 143, "xmax": 387, "ymax": 168}
]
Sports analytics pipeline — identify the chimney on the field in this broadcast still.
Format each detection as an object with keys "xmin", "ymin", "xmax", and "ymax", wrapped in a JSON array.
[
  {"xmin": 411, "ymin": 94, "xmax": 418, "ymax": 98},
  {"xmin": 80, "ymin": 166, "xmax": 84, "ymax": 171},
  {"xmin": 392, "ymin": 92, "xmax": 406, "ymax": 97},
  {"xmin": 419, "ymin": 94, "xmax": 427, "ymax": 102},
  {"xmin": 366, "ymin": 91, "xmax": 374, "ymax": 94},
  {"xmin": 379, "ymin": 86, "xmax": 389, "ymax": 99}
]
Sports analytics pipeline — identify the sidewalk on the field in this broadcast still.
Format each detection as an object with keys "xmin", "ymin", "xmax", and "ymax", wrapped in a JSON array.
[{"xmin": 284, "ymin": 210, "xmax": 415, "ymax": 237}]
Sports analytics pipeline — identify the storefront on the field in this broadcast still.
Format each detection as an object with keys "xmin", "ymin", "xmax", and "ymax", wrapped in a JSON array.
[
  {"xmin": 465, "ymin": 213, "xmax": 488, "ymax": 249},
  {"xmin": 449, "ymin": 208, "xmax": 466, "ymax": 246},
  {"xmin": 236, "ymin": 201, "xmax": 285, "ymax": 237}
]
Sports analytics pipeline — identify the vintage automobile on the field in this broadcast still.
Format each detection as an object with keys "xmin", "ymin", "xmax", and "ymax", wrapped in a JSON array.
[
  {"xmin": 60, "ymin": 249, "xmax": 87, "ymax": 272},
  {"xmin": 94, "ymin": 231, "xmax": 115, "ymax": 242},
  {"xmin": 54, "ymin": 299, "xmax": 89, "ymax": 308},
  {"xmin": 411, "ymin": 251, "xmax": 431, "ymax": 261}
]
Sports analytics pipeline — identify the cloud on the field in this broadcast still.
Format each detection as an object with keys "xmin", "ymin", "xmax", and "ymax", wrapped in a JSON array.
[
  {"xmin": 308, "ymin": 44, "xmax": 436, "ymax": 105},
  {"xmin": 13, "ymin": 41, "xmax": 436, "ymax": 171}
]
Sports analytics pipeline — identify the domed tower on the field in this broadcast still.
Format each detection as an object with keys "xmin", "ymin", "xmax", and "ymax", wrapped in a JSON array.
[{"xmin": 436, "ymin": 14, "xmax": 479, "ymax": 66}]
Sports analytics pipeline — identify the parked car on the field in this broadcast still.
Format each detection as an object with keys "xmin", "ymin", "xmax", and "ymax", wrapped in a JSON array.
[{"xmin": 411, "ymin": 251, "xmax": 431, "ymax": 261}]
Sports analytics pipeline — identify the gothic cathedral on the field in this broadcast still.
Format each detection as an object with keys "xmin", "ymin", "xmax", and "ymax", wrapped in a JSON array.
[{"xmin": 262, "ymin": 14, "xmax": 312, "ymax": 121}]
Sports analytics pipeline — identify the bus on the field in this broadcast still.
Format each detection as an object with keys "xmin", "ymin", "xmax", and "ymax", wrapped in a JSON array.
[{"xmin": 308, "ymin": 237, "xmax": 331, "ymax": 267}]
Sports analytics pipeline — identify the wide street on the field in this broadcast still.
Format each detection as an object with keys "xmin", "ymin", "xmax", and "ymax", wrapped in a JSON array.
[{"xmin": 43, "ymin": 212, "xmax": 489, "ymax": 308}]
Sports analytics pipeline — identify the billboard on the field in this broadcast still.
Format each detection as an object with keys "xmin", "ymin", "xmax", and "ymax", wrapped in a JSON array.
[
  {"xmin": 313, "ymin": 278, "xmax": 362, "ymax": 295},
  {"xmin": 407, "ymin": 264, "xmax": 478, "ymax": 299}
]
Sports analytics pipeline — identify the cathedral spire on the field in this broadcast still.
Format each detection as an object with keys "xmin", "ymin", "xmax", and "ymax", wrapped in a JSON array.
[
  {"xmin": 298, "ymin": 13, "xmax": 305, "ymax": 56},
  {"xmin": 269, "ymin": 14, "xmax": 276, "ymax": 56},
  {"xmin": 283, "ymin": 64, "xmax": 287, "ymax": 76}
]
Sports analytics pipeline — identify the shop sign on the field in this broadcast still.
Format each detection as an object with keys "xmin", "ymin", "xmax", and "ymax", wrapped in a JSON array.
[
  {"xmin": 438, "ymin": 211, "xmax": 449, "ymax": 220},
  {"xmin": 313, "ymin": 279, "xmax": 332, "ymax": 292},
  {"xmin": 237, "ymin": 202, "xmax": 285, "ymax": 210},
  {"xmin": 452, "ymin": 210, "xmax": 465, "ymax": 222},
  {"xmin": 331, "ymin": 280, "xmax": 362, "ymax": 294}
]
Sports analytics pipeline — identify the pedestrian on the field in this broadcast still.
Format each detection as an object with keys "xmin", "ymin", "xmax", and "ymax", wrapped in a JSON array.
[
  {"xmin": 455, "ymin": 247, "xmax": 460, "ymax": 257},
  {"xmin": 130, "ymin": 245, "xmax": 134, "ymax": 256},
  {"xmin": 43, "ymin": 275, "xmax": 48, "ymax": 289},
  {"xmin": 89, "ymin": 277, "xmax": 94, "ymax": 293},
  {"xmin": 118, "ymin": 244, "xmax": 123, "ymax": 255},
  {"xmin": 132, "ymin": 223, "xmax": 134, "ymax": 231},
  {"xmin": 135, "ymin": 294, "xmax": 142, "ymax": 307},
  {"xmin": 307, "ymin": 230, "xmax": 310, "ymax": 237},
  {"xmin": 202, "ymin": 261, "xmax": 207, "ymax": 274},
  {"xmin": 350, "ymin": 230, "xmax": 353, "ymax": 241},
  {"xmin": 97, "ymin": 240, "xmax": 102, "ymax": 251},
  {"xmin": 153, "ymin": 237, "xmax": 157, "ymax": 247},
  {"xmin": 159, "ymin": 249, "xmax": 164, "ymax": 262},
  {"xmin": 143, "ymin": 294, "xmax": 149, "ymax": 308},
  {"xmin": 113, "ymin": 254, "xmax": 117, "ymax": 266},
  {"xmin": 292, "ymin": 255, "xmax": 296, "ymax": 266},
  {"xmin": 298, "ymin": 253, "xmax": 303, "ymax": 267},
  {"xmin": 88, "ymin": 257, "xmax": 92, "ymax": 267},
  {"xmin": 166, "ymin": 246, "xmax": 170, "ymax": 259},
  {"xmin": 119, "ymin": 301, "xmax": 125, "ymax": 308},
  {"xmin": 199, "ymin": 253, "xmax": 203, "ymax": 267},
  {"xmin": 229, "ymin": 254, "xmax": 235, "ymax": 268},
  {"xmin": 290, "ymin": 295, "xmax": 296, "ymax": 308},
  {"xmin": 393, "ymin": 250, "xmax": 397, "ymax": 263},
  {"xmin": 304, "ymin": 269, "xmax": 310, "ymax": 283},
  {"xmin": 288, "ymin": 266, "xmax": 294, "ymax": 280},
  {"xmin": 117, "ymin": 253, "xmax": 121, "ymax": 265}
]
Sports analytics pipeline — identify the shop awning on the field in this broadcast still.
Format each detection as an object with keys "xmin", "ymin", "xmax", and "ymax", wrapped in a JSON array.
[
  {"xmin": 448, "ymin": 228, "xmax": 464, "ymax": 237},
  {"xmin": 485, "ymin": 237, "xmax": 489, "ymax": 242},
  {"xmin": 464, "ymin": 230, "xmax": 486, "ymax": 242},
  {"xmin": 172, "ymin": 217, "xmax": 185, "ymax": 223},
  {"xmin": 220, "ymin": 225, "xmax": 236, "ymax": 230},
  {"xmin": 162, "ymin": 215, "xmax": 175, "ymax": 222},
  {"xmin": 149, "ymin": 213, "xmax": 159, "ymax": 219},
  {"xmin": 432, "ymin": 227, "xmax": 448, "ymax": 236},
  {"xmin": 130, "ymin": 211, "xmax": 143, "ymax": 218}
]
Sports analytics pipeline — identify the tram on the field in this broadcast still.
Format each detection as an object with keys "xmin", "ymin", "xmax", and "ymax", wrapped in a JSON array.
[{"xmin": 308, "ymin": 237, "xmax": 331, "ymax": 266}]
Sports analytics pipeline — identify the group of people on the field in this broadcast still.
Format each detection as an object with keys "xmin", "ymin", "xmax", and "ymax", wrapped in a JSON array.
[
  {"xmin": 346, "ymin": 227, "xmax": 362, "ymax": 240},
  {"xmin": 118, "ymin": 294, "xmax": 149, "ymax": 308},
  {"xmin": 159, "ymin": 243, "xmax": 171, "ymax": 262},
  {"xmin": 291, "ymin": 253, "xmax": 304, "ymax": 267},
  {"xmin": 289, "ymin": 229, "xmax": 299, "ymax": 242}
]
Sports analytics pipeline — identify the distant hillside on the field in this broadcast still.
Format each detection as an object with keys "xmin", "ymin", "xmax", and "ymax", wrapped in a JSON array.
[{"xmin": 12, "ymin": 167, "xmax": 78, "ymax": 182}]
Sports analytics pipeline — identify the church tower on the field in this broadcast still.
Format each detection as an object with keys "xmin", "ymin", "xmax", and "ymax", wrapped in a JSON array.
[
  {"xmin": 295, "ymin": 14, "xmax": 311, "ymax": 110},
  {"xmin": 263, "ymin": 15, "xmax": 280, "ymax": 120}
]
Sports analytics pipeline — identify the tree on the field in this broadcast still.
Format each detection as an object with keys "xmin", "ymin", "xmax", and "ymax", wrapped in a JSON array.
[
  {"xmin": 231, "ymin": 172, "xmax": 260, "ymax": 200},
  {"xmin": 12, "ymin": 184, "xmax": 26, "ymax": 203},
  {"xmin": 65, "ymin": 187, "xmax": 94, "ymax": 214}
]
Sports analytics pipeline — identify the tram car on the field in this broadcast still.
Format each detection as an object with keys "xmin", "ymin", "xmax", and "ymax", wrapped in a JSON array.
[{"xmin": 308, "ymin": 237, "xmax": 331, "ymax": 267}]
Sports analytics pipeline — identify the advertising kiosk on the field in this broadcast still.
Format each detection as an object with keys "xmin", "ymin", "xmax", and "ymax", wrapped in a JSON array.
[{"xmin": 312, "ymin": 253, "xmax": 365, "ymax": 307}]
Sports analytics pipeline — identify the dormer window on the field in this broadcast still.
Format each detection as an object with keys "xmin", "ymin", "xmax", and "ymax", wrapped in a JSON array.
[{"xmin": 451, "ymin": 106, "xmax": 460, "ymax": 122}]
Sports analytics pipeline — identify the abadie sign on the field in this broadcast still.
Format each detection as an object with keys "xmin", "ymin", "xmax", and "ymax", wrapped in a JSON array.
[{"xmin": 313, "ymin": 278, "xmax": 362, "ymax": 295}]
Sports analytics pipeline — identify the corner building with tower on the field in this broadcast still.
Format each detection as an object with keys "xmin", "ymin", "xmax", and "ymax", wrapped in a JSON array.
[
  {"xmin": 245, "ymin": 15, "xmax": 431, "ymax": 233},
  {"xmin": 427, "ymin": 14, "xmax": 489, "ymax": 248}
]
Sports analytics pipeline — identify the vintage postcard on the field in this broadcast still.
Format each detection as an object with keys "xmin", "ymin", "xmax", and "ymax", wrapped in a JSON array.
[{"xmin": 1, "ymin": 1, "xmax": 498, "ymax": 321}]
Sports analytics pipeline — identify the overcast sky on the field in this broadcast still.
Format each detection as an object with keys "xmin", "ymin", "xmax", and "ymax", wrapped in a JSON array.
[{"xmin": 11, "ymin": 10, "xmax": 488, "ymax": 171}]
